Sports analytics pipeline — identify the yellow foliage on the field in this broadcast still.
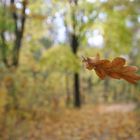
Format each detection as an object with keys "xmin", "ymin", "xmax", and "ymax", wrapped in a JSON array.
[
  {"xmin": 3, "ymin": 75, "xmax": 14, "ymax": 88},
  {"xmin": 0, "ymin": 86, "xmax": 8, "ymax": 113}
]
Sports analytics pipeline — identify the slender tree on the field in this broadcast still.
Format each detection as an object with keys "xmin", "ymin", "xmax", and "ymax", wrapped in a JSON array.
[
  {"xmin": 0, "ymin": 0, "xmax": 28, "ymax": 67},
  {"xmin": 69, "ymin": 0, "xmax": 81, "ymax": 107}
]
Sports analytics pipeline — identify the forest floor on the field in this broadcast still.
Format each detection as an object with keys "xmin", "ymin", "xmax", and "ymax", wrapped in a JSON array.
[{"xmin": 1, "ymin": 103, "xmax": 140, "ymax": 140}]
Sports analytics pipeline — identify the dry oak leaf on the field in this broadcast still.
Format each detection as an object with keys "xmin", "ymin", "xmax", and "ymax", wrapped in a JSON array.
[{"xmin": 82, "ymin": 54, "xmax": 140, "ymax": 84}]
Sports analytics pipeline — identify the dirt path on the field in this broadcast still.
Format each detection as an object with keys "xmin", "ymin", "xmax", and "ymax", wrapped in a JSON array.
[
  {"xmin": 2, "ymin": 104, "xmax": 140, "ymax": 140},
  {"xmin": 96, "ymin": 103, "xmax": 137, "ymax": 113}
]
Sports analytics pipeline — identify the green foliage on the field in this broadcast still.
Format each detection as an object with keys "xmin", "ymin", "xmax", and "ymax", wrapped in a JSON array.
[
  {"xmin": 0, "ymin": 6, "xmax": 15, "ymax": 32},
  {"xmin": 41, "ymin": 45, "xmax": 80, "ymax": 73}
]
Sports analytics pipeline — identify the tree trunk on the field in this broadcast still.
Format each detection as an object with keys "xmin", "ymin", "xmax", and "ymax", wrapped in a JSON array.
[
  {"xmin": 104, "ymin": 78, "xmax": 109, "ymax": 102},
  {"xmin": 73, "ymin": 72, "xmax": 81, "ymax": 107},
  {"xmin": 103, "ymin": 52, "xmax": 109, "ymax": 102},
  {"xmin": 87, "ymin": 76, "xmax": 93, "ymax": 93},
  {"xmin": 65, "ymin": 74, "xmax": 71, "ymax": 106},
  {"xmin": 71, "ymin": 33, "xmax": 81, "ymax": 107},
  {"xmin": 12, "ymin": 0, "xmax": 27, "ymax": 66}
]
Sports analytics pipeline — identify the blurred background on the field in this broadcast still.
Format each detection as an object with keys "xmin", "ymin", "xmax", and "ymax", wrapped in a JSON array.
[{"xmin": 0, "ymin": 0, "xmax": 140, "ymax": 140}]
